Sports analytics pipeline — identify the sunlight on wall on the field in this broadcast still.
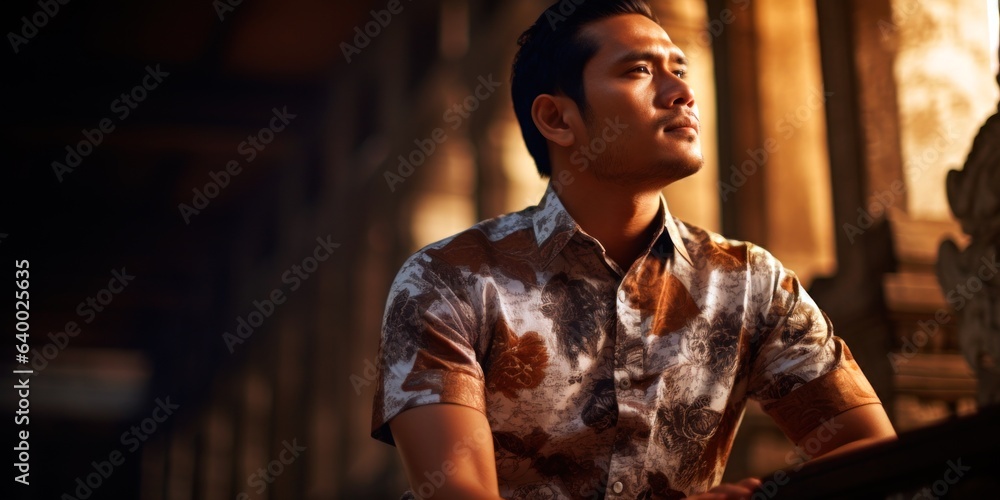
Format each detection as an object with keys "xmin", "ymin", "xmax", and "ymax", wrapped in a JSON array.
[
  {"xmin": 496, "ymin": 116, "xmax": 549, "ymax": 213},
  {"xmin": 895, "ymin": 0, "xmax": 1000, "ymax": 220},
  {"xmin": 408, "ymin": 139, "xmax": 478, "ymax": 250},
  {"xmin": 754, "ymin": 0, "xmax": 835, "ymax": 285},
  {"xmin": 990, "ymin": 0, "xmax": 999, "ymax": 76}
]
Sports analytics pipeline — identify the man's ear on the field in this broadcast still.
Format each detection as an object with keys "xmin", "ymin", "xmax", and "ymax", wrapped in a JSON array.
[{"xmin": 530, "ymin": 94, "xmax": 580, "ymax": 148}]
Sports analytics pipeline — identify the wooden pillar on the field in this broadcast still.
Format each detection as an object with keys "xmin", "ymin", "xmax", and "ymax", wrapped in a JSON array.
[
  {"xmin": 754, "ymin": 0, "xmax": 836, "ymax": 283},
  {"xmin": 709, "ymin": 0, "xmax": 769, "ymax": 245},
  {"xmin": 809, "ymin": 0, "xmax": 901, "ymax": 423},
  {"xmin": 708, "ymin": 0, "xmax": 836, "ymax": 281},
  {"xmin": 198, "ymin": 402, "xmax": 234, "ymax": 499}
]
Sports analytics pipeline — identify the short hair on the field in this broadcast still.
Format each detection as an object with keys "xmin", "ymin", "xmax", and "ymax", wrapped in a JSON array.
[{"xmin": 511, "ymin": 0, "xmax": 658, "ymax": 177}]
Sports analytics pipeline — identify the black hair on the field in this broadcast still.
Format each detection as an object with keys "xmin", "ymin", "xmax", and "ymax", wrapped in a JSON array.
[{"xmin": 511, "ymin": 0, "xmax": 658, "ymax": 177}]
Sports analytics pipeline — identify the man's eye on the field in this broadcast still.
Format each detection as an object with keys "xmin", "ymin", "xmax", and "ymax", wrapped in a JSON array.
[
  {"xmin": 673, "ymin": 69, "xmax": 688, "ymax": 79},
  {"xmin": 632, "ymin": 66, "xmax": 651, "ymax": 75}
]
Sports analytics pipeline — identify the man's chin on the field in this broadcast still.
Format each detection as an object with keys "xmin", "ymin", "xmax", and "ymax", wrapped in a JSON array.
[
  {"xmin": 590, "ymin": 154, "xmax": 704, "ymax": 188},
  {"xmin": 616, "ymin": 161, "xmax": 702, "ymax": 192},
  {"xmin": 653, "ymin": 155, "xmax": 704, "ymax": 184}
]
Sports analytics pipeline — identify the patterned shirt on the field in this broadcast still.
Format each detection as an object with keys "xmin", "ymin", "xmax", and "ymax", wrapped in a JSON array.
[{"xmin": 372, "ymin": 185, "xmax": 881, "ymax": 499}]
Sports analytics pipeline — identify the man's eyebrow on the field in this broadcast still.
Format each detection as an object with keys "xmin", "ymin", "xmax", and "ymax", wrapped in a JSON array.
[{"xmin": 615, "ymin": 49, "xmax": 688, "ymax": 67}]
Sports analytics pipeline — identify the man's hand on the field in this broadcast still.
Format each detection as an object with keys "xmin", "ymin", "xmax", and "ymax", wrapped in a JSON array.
[
  {"xmin": 389, "ymin": 404, "xmax": 502, "ymax": 499},
  {"xmin": 687, "ymin": 477, "xmax": 763, "ymax": 499}
]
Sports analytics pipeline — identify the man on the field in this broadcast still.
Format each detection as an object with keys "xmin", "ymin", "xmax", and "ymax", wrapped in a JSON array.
[{"xmin": 372, "ymin": 1, "xmax": 896, "ymax": 498}]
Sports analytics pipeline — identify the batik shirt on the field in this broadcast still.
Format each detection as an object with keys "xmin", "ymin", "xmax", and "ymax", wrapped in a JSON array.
[{"xmin": 372, "ymin": 185, "xmax": 881, "ymax": 499}]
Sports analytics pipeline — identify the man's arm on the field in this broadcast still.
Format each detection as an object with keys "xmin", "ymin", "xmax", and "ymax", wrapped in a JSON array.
[
  {"xmin": 389, "ymin": 404, "xmax": 502, "ymax": 499},
  {"xmin": 793, "ymin": 403, "xmax": 896, "ymax": 462},
  {"xmin": 686, "ymin": 405, "xmax": 896, "ymax": 500}
]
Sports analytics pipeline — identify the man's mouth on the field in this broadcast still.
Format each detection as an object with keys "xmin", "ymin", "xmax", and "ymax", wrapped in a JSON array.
[{"xmin": 659, "ymin": 115, "xmax": 700, "ymax": 135}]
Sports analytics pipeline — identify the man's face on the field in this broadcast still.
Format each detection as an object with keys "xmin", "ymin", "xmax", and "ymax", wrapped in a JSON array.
[{"xmin": 573, "ymin": 14, "xmax": 703, "ymax": 187}]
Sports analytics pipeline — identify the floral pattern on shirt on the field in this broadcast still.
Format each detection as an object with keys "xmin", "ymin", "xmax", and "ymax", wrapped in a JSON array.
[{"xmin": 372, "ymin": 185, "xmax": 881, "ymax": 498}]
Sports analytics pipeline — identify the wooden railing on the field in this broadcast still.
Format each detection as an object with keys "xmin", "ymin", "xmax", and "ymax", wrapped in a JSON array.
[{"xmin": 759, "ymin": 404, "xmax": 1000, "ymax": 499}]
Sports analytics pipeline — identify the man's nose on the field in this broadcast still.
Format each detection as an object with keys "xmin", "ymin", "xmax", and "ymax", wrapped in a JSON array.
[{"xmin": 657, "ymin": 76, "xmax": 696, "ymax": 109}]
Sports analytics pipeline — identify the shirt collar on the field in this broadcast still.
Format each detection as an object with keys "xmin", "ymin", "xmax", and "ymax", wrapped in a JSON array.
[
  {"xmin": 531, "ymin": 183, "xmax": 693, "ymax": 268},
  {"xmin": 657, "ymin": 192, "xmax": 694, "ymax": 266}
]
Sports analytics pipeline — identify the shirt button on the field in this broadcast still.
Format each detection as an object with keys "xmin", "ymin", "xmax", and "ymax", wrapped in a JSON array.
[
  {"xmin": 618, "ymin": 378, "xmax": 630, "ymax": 390},
  {"xmin": 612, "ymin": 481, "xmax": 624, "ymax": 494}
]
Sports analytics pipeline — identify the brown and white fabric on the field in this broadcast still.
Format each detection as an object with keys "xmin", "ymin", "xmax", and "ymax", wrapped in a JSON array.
[{"xmin": 372, "ymin": 184, "xmax": 881, "ymax": 499}]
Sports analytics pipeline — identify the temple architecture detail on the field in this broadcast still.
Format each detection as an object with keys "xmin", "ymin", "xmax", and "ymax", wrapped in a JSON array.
[{"xmin": 938, "ymin": 34, "xmax": 1000, "ymax": 405}]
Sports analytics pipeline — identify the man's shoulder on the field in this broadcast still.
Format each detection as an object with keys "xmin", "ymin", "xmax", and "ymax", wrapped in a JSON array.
[
  {"xmin": 672, "ymin": 217, "xmax": 783, "ymax": 271},
  {"xmin": 398, "ymin": 204, "xmax": 542, "ymax": 280}
]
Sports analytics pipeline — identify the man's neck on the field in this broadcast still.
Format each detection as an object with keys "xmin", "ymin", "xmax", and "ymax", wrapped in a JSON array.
[{"xmin": 556, "ymin": 178, "xmax": 663, "ymax": 271}]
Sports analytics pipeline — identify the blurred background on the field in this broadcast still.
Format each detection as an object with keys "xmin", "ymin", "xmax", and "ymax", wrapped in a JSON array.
[{"xmin": 2, "ymin": 0, "xmax": 999, "ymax": 498}]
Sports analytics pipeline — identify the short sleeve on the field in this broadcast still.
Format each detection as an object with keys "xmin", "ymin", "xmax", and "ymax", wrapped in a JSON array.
[
  {"xmin": 370, "ymin": 252, "xmax": 487, "ymax": 446},
  {"xmin": 746, "ymin": 249, "xmax": 881, "ymax": 443}
]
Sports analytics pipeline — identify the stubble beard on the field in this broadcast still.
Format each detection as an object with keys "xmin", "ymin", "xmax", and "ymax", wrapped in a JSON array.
[{"xmin": 587, "ymin": 130, "xmax": 705, "ymax": 190}]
